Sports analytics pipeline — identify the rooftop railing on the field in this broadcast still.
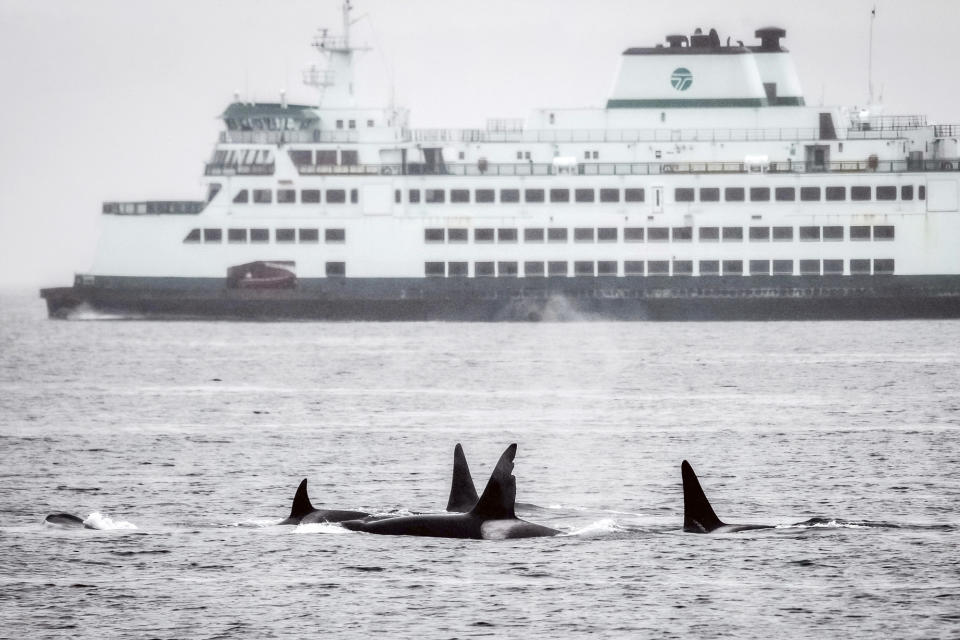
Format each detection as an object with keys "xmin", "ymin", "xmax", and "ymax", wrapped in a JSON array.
[
  {"xmin": 204, "ymin": 163, "xmax": 275, "ymax": 176},
  {"xmin": 102, "ymin": 201, "xmax": 205, "ymax": 215}
]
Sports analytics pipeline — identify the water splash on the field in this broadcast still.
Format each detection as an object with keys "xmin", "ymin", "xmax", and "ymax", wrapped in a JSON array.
[
  {"xmin": 83, "ymin": 512, "xmax": 138, "ymax": 530},
  {"xmin": 293, "ymin": 522, "xmax": 350, "ymax": 535},
  {"xmin": 562, "ymin": 518, "xmax": 624, "ymax": 537}
]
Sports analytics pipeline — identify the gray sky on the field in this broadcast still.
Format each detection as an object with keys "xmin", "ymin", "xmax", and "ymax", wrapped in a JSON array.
[{"xmin": 1, "ymin": 0, "xmax": 957, "ymax": 290}]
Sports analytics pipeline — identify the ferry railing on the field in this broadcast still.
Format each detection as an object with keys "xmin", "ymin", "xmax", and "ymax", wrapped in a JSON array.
[
  {"xmin": 103, "ymin": 201, "xmax": 205, "ymax": 215},
  {"xmin": 934, "ymin": 124, "xmax": 960, "ymax": 137},
  {"xmin": 204, "ymin": 163, "xmax": 275, "ymax": 176},
  {"xmin": 219, "ymin": 130, "xmax": 359, "ymax": 144}
]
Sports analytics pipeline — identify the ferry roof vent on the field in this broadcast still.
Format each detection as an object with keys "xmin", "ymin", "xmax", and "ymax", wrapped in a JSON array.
[
  {"xmin": 665, "ymin": 34, "xmax": 688, "ymax": 48},
  {"xmin": 755, "ymin": 27, "xmax": 787, "ymax": 52}
]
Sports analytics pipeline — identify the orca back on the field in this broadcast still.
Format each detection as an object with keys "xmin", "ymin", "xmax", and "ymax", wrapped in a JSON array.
[
  {"xmin": 681, "ymin": 460, "xmax": 725, "ymax": 533},
  {"xmin": 45, "ymin": 513, "xmax": 86, "ymax": 527},
  {"xmin": 470, "ymin": 444, "xmax": 517, "ymax": 520},
  {"xmin": 446, "ymin": 443, "xmax": 479, "ymax": 512},
  {"xmin": 288, "ymin": 478, "xmax": 315, "ymax": 521}
]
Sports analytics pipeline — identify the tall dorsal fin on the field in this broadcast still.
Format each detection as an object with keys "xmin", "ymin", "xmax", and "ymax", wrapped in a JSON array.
[
  {"xmin": 289, "ymin": 478, "xmax": 315, "ymax": 520},
  {"xmin": 682, "ymin": 460, "xmax": 725, "ymax": 533},
  {"xmin": 446, "ymin": 443, "xmax": 479, "ymax": 512},
  {"xmin": 470, "ymin": 444, "xmax": 517, "ymax": 520}
]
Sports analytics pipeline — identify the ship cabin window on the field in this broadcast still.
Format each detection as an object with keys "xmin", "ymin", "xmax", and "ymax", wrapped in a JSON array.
[
  {"xmin": 409, "ymin": 189, "xmax": 421, "ymax": 203},
  {"xmin": 501, "ymin": 189, "xmax": 520, "ymax": 203},
  {"xmin": 850, "ymin": 259, "xmax": 871, "ymax": 275},
  {"xmin": 183, "ymin": 229, "xmax": 201, "ymax": 243},
  {"xmin": 250, "ymin": 228, "xmax": 269, "ymax": 243},
  {"xmin": 624, "ymin": 227, "xmax": 644, "ymax": 242},
  {"xmin": 336, "ymin": 120, "xmax": 343, "ymax": 129},
  {"xmin": 575, "ymin": 188, "xmax": 595, "ymax": 203},
  {"xmin": 350, "ymin": 189, "xmax": 358, "ymax": 204},
  {"xmin": 425, "ymin": 189, "xmax": 445, "ymax": 204},
  {"xmin": 800, "ymin": 187, "xmax": 821, "ymax": 201},
  {"xmin": 749, "ymin": 226, "xmax": 770, "ymax": 241},
  {"xmin": 475, "ymin": 228, "xmax": 494, "ymax": 243},
  {"xmin": 648, "ymin": 261, "xmax": 669, "ymax": 276},
  {"xmin": 598, "ymin": 260, "xmax": 617, "ymax": 276},
  {"xmin": 524, "ymin": 228, "xmax": 545, "ymax": 243},
  {"xmin": 395, "ymin": 189, "xmax": 402, "ymax": 204},
  {"xmin": 919, "ymin": 185, "xmax": 926, "ymax": 200},
  {"xmin": 547, "ymin": 227, "xmax": 568, "ymax": 243},
  {"xmin": 326, "ymin": 189, "xmax": 346, "ymax": 204},
  {"xmin": 326, "ymin": 262, "xmax": 345, "ymax": 277},
  {"xmin": 367, "ymin": 119, "xmax": 375, "ymax": 128},
  {"xmin": 574, "ymin": 227, "xmax": 594, "ymax": 242},
  {"xmin": 302, "ymin": 189, "xmax": 321, "ymax": 203},
  {"xmin": 425, "ymin": 262, "xmax": 445, "ymax": 278},
  {"xmin": 548, "ymin": 261, "xmax": 568, "ymax": 277},
  {"xmin": 699, "ymin": 188, "xmax": 720, "ymax": 202},
  {"xmin": 575, "ymin": 261, "xmax": 595, "ymax": 276},
  {"xmin": 874, "ymin": 259, "xmax": 895, "ymax": 274},
  {"xmin": 498, "ymin": 261, "xmax": 519, "ymax": 277},
  {"xmin": 825, "ymin": 186, "xmax": 846, "ymax": 201},
  {"xmin": 325, "ymin": 228, "xmax": 346, "ymax": 243},
  {"xmin": 525, "ymin": 188, "xmax": 545, "ymax": 203},
  {"xmin": 498, "ymin": 228, "xmax": 518, "ymax": 243},
  {"xmin": 317, "ymin": 150, "xmax": 337, "ymax": 165},
  {"xmin": 725, "ymin": 187, "xmax": 745, "ymax": 202},
  {"xmin": 476, "ymin": 189, "xmax": 495, "ymax": 203},
  {"xmin": 775, "ymin": 187, "xmax": 796, "ymax": 201},
  {"xmin": 750, "ymin": 187, "xmax": 771, "ymax": 202},
  {"xmin": 698, "ymin": 260, "xmax": 720, "ymax": 276},
  {"xmin": 749, "ymin": 260, "xmax": 770, "ymax": 276},
  {"xmin": 600, "ymin": 188, "xmax": 620, "ymax": 203},
  {"xmin": 773, "ymin": 226, "xmax": 793, "ymax": 241},
  {"xmin": 275, "ymin": 228, "xmax": 295, "ymax": 243},
  {"xmin": 233, "ymin": 189, "xmax": 249, "ymax": 204},
  {"xmin": 624, "ymin": 188, "xmax": 644, "ymax": 202},
  {"xmin": 851, "ymin": 186, "xmax": 871, "ymax": 201},
  {"xmin": 278, "ymin": 189, "xmax": 296, "ymax": 204},
  {"xmin": 699, "ymin": 227, "xmax": 719, "ymax": 242},
  {"xmin": 451, "ymin": 189, "xmax": 470, "ymax": 203},
  {"xmin": 624, "ymin": 261, "xmax": 645, "ymax": 276},
  {"xmin": 299, "ymin": 228, "xmax": 319, "ymax": 243},
  {"xmin": 673, "ymin": 260, "xmax": 693, "ymax": 276},
  {"xmin": 598, "ymin": 227, "xmax": 618, "ymax": 242},
  {"xmin": 722, "ymin": 260, "xmax": 743, "ymax": 275},
  {"xmin": 672, "ymin": 227, "xmax": 692, "ymax": 242},
  {"xmin": 448, "ymin": 262, "xmax": 468, "ymax": 277},
  {"xmin": 203, "ymin": 228, "xmax": 222, "ymax": 243},
  {"xmin": 253, "ymin": 189, "xmax": 272, "ymax": 204},
  {"xmin": 823, "ymin": 259, "xmax": 844, "ymax": 275},
  {"xmin": 674, "ymin": 188, "xmax": 695, "ymax": 202},
  {"xmin": 823, "ymin": 226, "xmax": 844, "ymax": 241},
  {"xmin": 458, "ymin": 151, "xmax": 465, "ymax": 160},
  {"xmin": 901, "ymin": 185, "xmax": 914, "ymax": 200},
  {"xmin": 850, "ymin": 225, "xmax": 871, "ymax": 240},
  {"xmin": 799, "ymin": 226, "xmax": 821, "ymax": 241},
  {"xmin": 228, "ymin": 228, "xmax": 247, "ymax": 243},
  {"xmin": 722, "ymin": 227, "xmax": 743, "ymax": 242},
  {"xmin": 348, "ymin": 120, "xmax": 356, "ymax": 129},
  {"xmin": 289, "ymin": 150, "xmax": 312, "ymax": 166},
  {"xmin": 425, "ymin": 228, "xmax": 445, "ymax": 243},
  {"xmin": 341, "ymin": 150, "xmax": 358, "ymax": 166},
  {"xmin": 799, "ymin": 259, "xmax": 820, "ymax": 275},
  {"xmin": 525, "ymin": 261, "xmax": 545, "ymax": 277},
  {"xmin": 475, "ymin": 261, "xmax": 495, "ymax": 277},
  {"xmin": 773, "ymin": 259, "xmax": 793, "ymax": 275},
  {"xmin": 648, "ymin": 227, "xmax": 669, "ymax": 242},
  {"xmin": 876, "ymin": 186, "xmax": 897, "ymax": 200},
  {"xmin": 874, "ymin": 225, "xmax": 895, "ymax": 240},
  {"xmin": 516, "ymin": 151, "xmax": 523, "ymax": 160},
  {"xmin": 448, "ymin": 228, "xmax": 468, "ymax": 243}
]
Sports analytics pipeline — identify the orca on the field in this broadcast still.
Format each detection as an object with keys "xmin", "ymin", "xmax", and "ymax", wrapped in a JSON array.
[
  {"xmin": 44, "ymin": 513, "xmax": 92, "ymax": 528},
  {"xmin": 446, "ymin": 442, "xmax": 479, "ymax": 512},
  {"xmin": 682, "ymin": 460, "xmax": 774, "ymax": 533},
  {"xmin": 340, "ymin": 444, "xmax": 560, "ymax": 540},
  {"xmin": 278, "ymin": 478, "xmax": 371, "ymax": 525}
]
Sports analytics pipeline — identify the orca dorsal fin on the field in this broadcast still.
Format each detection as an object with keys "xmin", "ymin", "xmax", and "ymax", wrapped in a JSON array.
[
  {"xmin": 446, "ymin": 443, "xmax": 479, "ymax": 512},
  {"xmin": 470, "ymin": 444, "xmax": 518, "ymax": 520},
  {"xmin": 289, "ymin": 478, "xmax": 315, "ymax": 520},
  {"xmin": 682, "ymin": 460, "xmax": 725, "ymax": 533}
]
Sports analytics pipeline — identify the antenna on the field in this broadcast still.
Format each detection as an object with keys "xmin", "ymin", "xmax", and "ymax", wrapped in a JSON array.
[{"xmin": 868, "ymin": 4, "xmax": 877, "ymax": 104}]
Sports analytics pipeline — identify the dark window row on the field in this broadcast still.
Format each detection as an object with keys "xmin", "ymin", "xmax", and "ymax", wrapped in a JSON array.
[
  {"xmin": 675, "ymin": 185, "xmax": 925, "ymax": 203},
  {"xmin": 184, "ymin": 227, "xmax": 345, "ymax": 244},
  {"xmin": 425, "ymin": 259, "xmax": 895, "ymax": 277},
  {"xmin": 408, "ymin": 187, "xmax": 645, "ymax": 204},
  {"xmin": 288, "ymin": 149, "xmax": 358, "ymax": 166},
  {"xmin": 233, "ymin": 188, "xmax": 358, "ymax": 205}
]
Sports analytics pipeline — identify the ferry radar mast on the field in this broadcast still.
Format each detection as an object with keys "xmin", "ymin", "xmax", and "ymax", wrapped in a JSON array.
[{"xmin": 302, "ymin": 0, "xmax": 370, "ymax": 108}]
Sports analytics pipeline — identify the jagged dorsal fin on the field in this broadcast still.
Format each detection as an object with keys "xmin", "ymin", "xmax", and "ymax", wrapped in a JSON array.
[
  {"xmin": 682, "ymin": 460, "xmax": 725, "ymax": 532},
  {"xmin": 470, "ymin": 444, "xmax": 517, "ymax": 520},
  {"xmin": 446, "ymin": 443, "xmax": 479, "ymax": 512},
  {"xmin": 289, "ymin": 478, "xmax": 315, "ymax": 520}
]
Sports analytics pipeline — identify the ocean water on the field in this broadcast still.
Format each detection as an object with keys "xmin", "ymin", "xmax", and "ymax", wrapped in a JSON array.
[{"xmin": 1, "ymin": 292, "xmax": 959, "ymax": 638}]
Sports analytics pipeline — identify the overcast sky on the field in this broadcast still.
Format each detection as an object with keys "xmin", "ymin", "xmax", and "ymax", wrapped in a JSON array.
[{"xmin": 1, "ymin": 0, "xmax": 958, "ymax": 290}]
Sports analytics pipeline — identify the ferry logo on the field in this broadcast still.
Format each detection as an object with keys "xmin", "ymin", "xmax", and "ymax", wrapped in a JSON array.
[{"xmin": 671, "ymin": 67, "xmax": 693, "ymax": 91}]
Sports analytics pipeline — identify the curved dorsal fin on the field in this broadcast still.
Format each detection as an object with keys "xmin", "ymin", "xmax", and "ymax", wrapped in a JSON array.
[
  {"xmin": 470, "ymin": 444, "xmax": 517, "ymax": 520},
  {"xmin": 682, "ymin": 460, "xmax": 725, "ymax": 532},
  {"xmin": 289, "ymin": 478, "xmax": 315, "ymax": 520},
  {"xmin": 446, "ymin": 443, "xmax": 479, "ymax": 512}
]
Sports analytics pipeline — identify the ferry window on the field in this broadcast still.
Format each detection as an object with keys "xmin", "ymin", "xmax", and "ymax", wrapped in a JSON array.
[
  {"xmin": 367, "ymin": 119, "xmax": 374, "ymax": 128},
  {"xmin": 574, "ymin": 261, "xmax": 595, "ymax": 276},
  {"xmin": 317, "ymin": 150, "xmax": 337, "ymax": 165},
  {"xmin": 501, "ymin": 188, "xmax": 520, "ymax": 203},
  {"xmin": 874, "ymin": 225, "xmax": 895, "ymax": 240},
  {"xmin": 524, "ymin": 228, "xmax": 545, "ymax": 243},
  {"xmin": 350, "ymin": 189, "xmax": 358, "ymax": 204},
  {"xmin": 624, "ymin": 227, "xmax": 644, "ymax": 242},
  {"xmin": 475, "ymin": 261, "xmax": 495, "ymax": 277},
  {"xmin": 851, "ymin": 186, "xmax": 871, "ymax": 201},
  {"xmin": 673, "ymin": 260, "xmax": 693, "ymax": 276},
  {"xmin": 475, "ymin": 189, "xmax": 495, "ymax": 203},
  {"xmin": 297, "ymin": 228, "xmax": 317, "ymax": 243},
  {"xmin": 326, "ymin": 262, "xmax": 345, "ymax": 277},
  {"xmin": 674, "ymin": 188, "xmax": 695, "ymax": 202},
  {"xmin": 799, "ymin": 226, "xmax": 820, "ymax": 241},
  {"xmin": 233, "ymin": 189, "xmax": 249, "ymax": 204},
  {"xmin": 574, "ymin": 227, "xmax": 594, "ymax": 242},
  {"xmin": 825, "ymin": 186, "xmax": 846, "ymax": 201},
  {"xmin": 203, "ymin": 228, "xmax": 222, "ymax": 243},
  {"xmin": 273, "ymin": 228, "xmax": 293, "ymax": 243},
  {"xmin": 516, "ymin": 151, "xmax": 523, "ymax": 160},
  {"xmin": 624, "ymin": 261, "xmax": 645, "ymax": 275},
  {"xmin": 448, "ymin": 262, "xmax": 468, "ymax": 277},
  {"xmin": 474, "ymin": 228, "xmax": 494, "ymax": 243},
  {"xmin": 278, "ymin": 189, "xmax": 296, "ymax": 204},
  {"xmin": 451, "ymin": 189, "xmax": 470, "ymax": 203},
  {"xmin": 773, "ymin": 226, "xmax": 793, "ymax": 241},
  {"xmin": 548, "ymin": 228, "xmax": 568, "ymax": 242},
  {"xmin": 425, "ymin": 262, "xmax": 445, "ymax": 278},
  {"xmin": 425, "ymin": 228, "xmax": 445, "ymax": 243},
  {"xmin": 672, "ymin": 226, "xmax": 692, "ymax": 242},
  {"xmin": 876, "ymin": 186, "xmax": 897, "ymax": 200},
  {"xmin": 648, "ymin": 260, "xmax": 669, "ymax": 275},
  {"xmin": 699, "ymin": 227, "xmax": 719, "ymax": 241},
  {"xmin": 250, "ymin": 228, "xmax": 269, "ymax": 243},
  {"xmin": 724, "ymin": 187, "xmax": 745, "ymax": 202},
  {"xmin": 874, "ymin": 259, "xmax": 895, "ymax": 274},
  {"xmin": 648, "ymin": 227, "xmax": 669, "ymax": 242},
  {"xmin": 919, "ymin": 185, "xmax": 926, "ymax": 200},
  {"xmin": 750, "ymin": 187, "xmax": 771, "ymax": 202},
  {"xmin": 749, "ymin": 226, "xmax": 770, "ymax": 241},
  {"xmin": 901, "ymin": 185, "xmax": 914, "ymax": 200},
  {"xmin": 183, "ymin": 228, "xmax": 201, "ymax": 243},
  {"xmin": 550, "ymin": 189, "xmax": 570, "ymax": 203},
  {"xmin": 336, "ymin": 120, "xmax": 343, "ymax": 129},
  {"xmin": 699, "ymin": 188, "xmax": 720, "ymax": 202},
  {"xmin": 850, "ymin": 225, "xmax": 871, "ymax": 240},
  {"xmin": 749, "ymin": 260, "xmax": 770, "ymax": 275},
  {"xmin": 253, "ymin": 189, "xmax": 272, "ymax": 204},
  {"xmin": 769, "ymin": 259, "xmax": 791, "ymax": 275},
  {"xmin": 458, "ymin": 151, "xmax": 465, "ymax": 160},
  {"xmin": 525, "ymin": 189, "xmax": 545, "ymax": 203},
  {"xmin": 722, "ymin": 260, "xmax": 743, "ymax": 275},
  {"xmin": 699, "ymin": 260, "xmax": 720, "ymax": 275},
  {"xmin": 325, "ymin": 228, "xmax": 346, "ymax": 243},
  {"xmin": 498, "ymin": 261, "xmax": 519, "ymax": 277},
  {"xmin": 524, "ymin": 261, "xmax": 545, "ymax": 277},
  {"xmin": 228, "ymin": 228, "xmax": 247, "ymax": 243},
  {"xmin": 448, "ymin": 228, "xmax": 468, "ymax": 243},
  {"xmin": 800, "ymin": 187, "xmax": 821, "ymax": 201},
  {"xmin": 584, "ymin": 151, "xmax": 590, "ymax": 160},
  {"xmin": 799, "ymin": 259, "xmax": 820, "ymax": 275},
  {"xmin": 598, "ymin": 227, "xmax": 618, "ymax": 242},
  {"xmin": 575, "ymin": 188, "xmax": 595, "ymax": 203},
  {"xmin": 425, "ymin": 189, "xmax": 445, "ymax": 204},
  {"xmin": 850, "ymin": 259, "xmax": 871, "ymax": 275},
  {"xmin": 348, "ymin": 120, "xmax": 356, "ymax": 129},
  {"xmin": 823, "ymin": 259, "xmax": 844, "ymax": 275},
  {"xmin": 722, "ymin": 227, "xmax": 743, "ymax": 241},
  {"xmin": 600, "ymin": 188, "xmax": 620, "ymax": 203},
  {"xmin": 498, "ymin": 228, "xmax": 518, "ymax": 243},
  {"xmin": 823, "ymin": 226, "xmax": 843, "ymax": 241},
  {"xmin": 548, "ymin": 261, "xmax": 568, "ymax": 277},
  {"xmin": 301, "ymin": 189, "xmax": 320, "ymax": 203},
  {"xmin": 326, "ymin": 189, "xmax": 346, "ymax": 204},
  {"xmin": 624, "ymin": 188, "xmax": 644, "ymax": 202},
  {"xmin": 598, "ymin": 261, "xmax": 617, "ymax": 276},
  {"xmin": 289, "ymin": 150, "xmax": 311, "ymax": 166},
  {"xmin": 775, "ymin": 187, "xmax": 796, "ymax": 201},
  {"xmin": 409, "ymin": 189, "xmax": 421, "ymax": 204}
]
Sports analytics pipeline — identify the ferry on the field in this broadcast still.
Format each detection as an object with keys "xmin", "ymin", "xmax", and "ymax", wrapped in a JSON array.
[{"xmin": 40, "ymin": 2, "xmax": 960, "ymax": 320}]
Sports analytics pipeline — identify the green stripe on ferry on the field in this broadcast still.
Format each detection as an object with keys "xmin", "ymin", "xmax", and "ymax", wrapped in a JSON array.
[{"xmin": 606, "ymin": 98, "xmax": 766, "ymax": 108}]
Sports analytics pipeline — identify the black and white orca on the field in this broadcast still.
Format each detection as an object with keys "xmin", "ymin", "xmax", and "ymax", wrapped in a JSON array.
[{"xmin": 682, "ymin": 460, "xmax": 776, "ymax": 533}]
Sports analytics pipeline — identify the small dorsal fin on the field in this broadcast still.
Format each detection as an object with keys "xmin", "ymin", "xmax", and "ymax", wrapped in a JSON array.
[
  {"xmin": 446, "ymin": 443, "xmax": 479, "ymax": 512},
  {"xmin": 470, "ymin": 444, "xmax": 517, "ymax": 520},
  {"xmin": 289, "ymin": 478, "xmax": 315, "ymax": 520},
  {"xmin": 682, "ymin": 460, "xmax": 725, "ymax": 532}
]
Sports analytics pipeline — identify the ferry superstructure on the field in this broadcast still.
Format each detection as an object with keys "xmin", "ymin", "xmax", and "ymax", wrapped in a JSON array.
[{"xmin": 40, "ymin": 2, "xmax": 960, "ymax": 320}]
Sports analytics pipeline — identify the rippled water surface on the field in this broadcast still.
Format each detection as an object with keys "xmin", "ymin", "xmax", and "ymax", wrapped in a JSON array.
[{"xmin": 2, "ymin": 292, "xmax": 959, "ymax": 638}]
